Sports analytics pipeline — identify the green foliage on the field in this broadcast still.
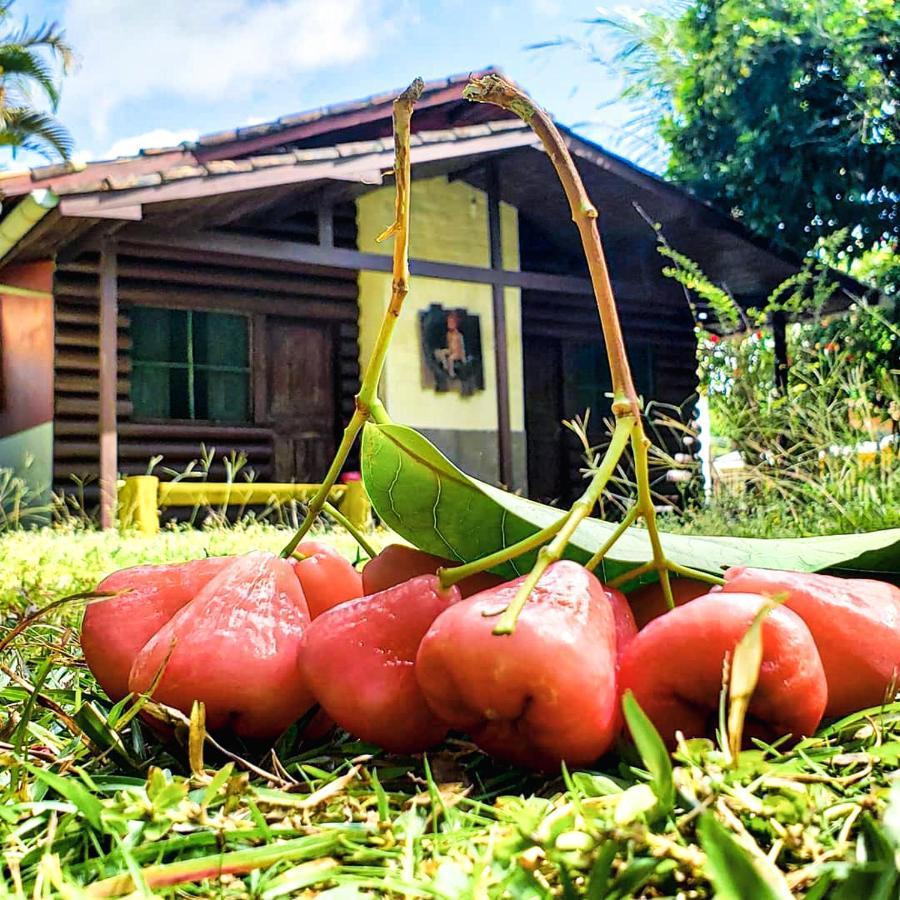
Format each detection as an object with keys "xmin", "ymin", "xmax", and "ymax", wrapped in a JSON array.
[
  {"xmin": 661, "ymin": 231, "xmax": 899, "ymax": 538},
  {"xmin": 621, "ymin": 691, "xmax": 675, "ymax": 818},
  {"xmin": 585, "ymin": 0, "xmax": 898, "ymax": 282},
  {"xmin": 697, "ymin": 812, "xmax": 792, "ymax": 899},
  {"xmin": 0, "ymin": 0, "xmax": 73, "ymax": 160}
]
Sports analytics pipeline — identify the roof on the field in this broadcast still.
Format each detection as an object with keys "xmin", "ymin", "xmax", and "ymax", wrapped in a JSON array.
[
  {"xmin": 0, "ymin": 67, "xmax": 876, "ymax": 309},
  {"xmin": 0, "ymin": 68, "xmax": 511, "ymax": 199}
]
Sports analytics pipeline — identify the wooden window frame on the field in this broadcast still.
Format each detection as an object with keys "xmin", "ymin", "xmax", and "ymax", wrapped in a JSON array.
[{"xmin": 130, "ymin": 305, "xmax": 253, "ymax": 426}]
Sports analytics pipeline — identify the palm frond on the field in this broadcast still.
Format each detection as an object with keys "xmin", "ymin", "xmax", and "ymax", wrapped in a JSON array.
[
  {"xmin": 0, "ymin": 45, "xmax": 60, "ymax": 108},
  {"xmin": 4, "ymin": 17, "xmax": 74, "ymax": 72},
  {"xmin": 0, "ymin": 106, "xmax": 72, "ymax": 160}
]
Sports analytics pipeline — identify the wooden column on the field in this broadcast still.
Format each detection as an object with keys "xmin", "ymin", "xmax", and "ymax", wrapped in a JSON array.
[
  {"xmin": 98, "ymin": 240, "xmax": 119, "ymax": 529},
  {"xmin": 317, "ymin": 203, "xmax": 334, "ymax": 248},
  {"xmin": 487, "ymin": 163, "xmax": 513, "ymax": 487}
]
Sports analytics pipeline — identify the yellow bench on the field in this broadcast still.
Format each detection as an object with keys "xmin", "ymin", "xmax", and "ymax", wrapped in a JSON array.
[{"xmin": 118, "ymin": 476, "xmax": 371, "ymax": 536}]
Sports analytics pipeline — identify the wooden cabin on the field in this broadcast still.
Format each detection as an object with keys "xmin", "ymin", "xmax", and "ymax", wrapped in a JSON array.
[{"xmin": 0, "ymin": 69, "xmax": 864, "ymax": 520}]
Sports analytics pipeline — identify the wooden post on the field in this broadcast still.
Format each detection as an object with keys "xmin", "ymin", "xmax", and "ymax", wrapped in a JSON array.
[
  {"xmin": 98, "ymin": 240, "xmax": 118, "ymax": 529},
  {"xmin": 318, "ymin": 203, "xmax": 334, "ymax": 248},
  {"xmin": 487, "ymin": 163, "xmax": 513, "ymax": 487}
]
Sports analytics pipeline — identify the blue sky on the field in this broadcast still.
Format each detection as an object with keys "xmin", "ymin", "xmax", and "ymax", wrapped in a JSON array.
[{"xmin": 5, "ymin": 0, "xmax": 667, "ymax": 171}]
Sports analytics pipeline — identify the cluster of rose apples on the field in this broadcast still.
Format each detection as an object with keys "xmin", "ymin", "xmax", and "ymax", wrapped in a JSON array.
[{"xmin": 81, "ymin": 543, "xmax": 900, "ymax": 770}]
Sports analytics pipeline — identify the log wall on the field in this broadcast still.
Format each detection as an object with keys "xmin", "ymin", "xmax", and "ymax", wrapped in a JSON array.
[{"xmin": 52, "ymin": 208, "xmax": 360, "ymax": 501}]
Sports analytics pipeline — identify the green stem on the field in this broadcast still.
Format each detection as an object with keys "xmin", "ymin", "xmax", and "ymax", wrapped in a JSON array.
[
  {"xmin": 608, "ymin": 561, "xmax": 656, "ymax": 590},
  {"xmin": 632, "ymin": 431, "xmax": 674, "ymax": 608},
  {"xmin": 322, "ymin": 500, "xmax": 377, "ymax": 559},
  {"xmin": 438, "ymin": 514, "xmax": 570, "ymax": 588},
  {"xmin": 491, "ymin": 417, "xmax": 634, "ymax": 635},
  {"xmin": 667, "ymin": 562, "xmax": 725, "ymax": 585},
  {"xmin": 585, "ymin": 503, "xmax": 639, "ymax": 572},
  {"xmin": 280, "ymin": 409, "xmax": 366, "ymax": 558},
  {"xmin": 279, "ymin": 78, "xmax": 422, "ymax": 558}
]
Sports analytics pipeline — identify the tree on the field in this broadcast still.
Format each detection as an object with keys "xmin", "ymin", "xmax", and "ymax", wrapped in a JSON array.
[
  {"xmin": 0, "ymin": 1, "xmax": 74, "ymax": 160},
  {"xmin": 582, "ymin": 0, "xmax": 898, "ymax": 276}
]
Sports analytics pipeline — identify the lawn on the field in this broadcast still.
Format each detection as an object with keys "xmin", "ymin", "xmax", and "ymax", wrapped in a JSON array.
[{"xmin": 2, "ymin": 525, "xmax": 899, "ymax": 897}]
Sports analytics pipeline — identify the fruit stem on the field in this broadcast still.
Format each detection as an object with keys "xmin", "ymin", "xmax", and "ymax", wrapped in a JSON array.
[
  {"xmin": 464, "ymin": 75, "xmax": 641, "ymax": 422},
  {"xmin": 322, "ymin": 500, "xmax": 378, "ymax": 559},
  {"xmin": 491, "ymin": 416, "xmax": 634, "ymax": 635},
  {"xmin": 280, "ymin": 78, "xmax": 423, "ymax": 558},
  {"xmin": 585, "ymin": 504, "xmax": 640, "ymax": 572},
  {"xmin": 438, "ymin": 512, "xmax": 570, "ymax": 588},
  {"xmin": 464, "ymin": 74, "xmax": 685, "ymax": 623},
  {"xmin": 632, "ymin": 430, "xmax": 674, "ymax": 609}
]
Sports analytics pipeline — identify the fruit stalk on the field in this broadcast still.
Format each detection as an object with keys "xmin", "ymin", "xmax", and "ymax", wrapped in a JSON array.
[
  {"xmin": 281, "ymin": 78, "xmax": 423, "ymax": 558},
  {"xmin": 491, "ymin": 414, "xmax": 634, "ymax": 634},
  {"xmin": 463, "ymin": 73, "xmax": 713, "ymax": 627}
]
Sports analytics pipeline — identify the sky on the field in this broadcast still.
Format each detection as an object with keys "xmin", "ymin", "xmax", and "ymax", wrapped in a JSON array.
[{"xmin": 3, "ymin": 0, "xmax": 667, "ymax": 172}]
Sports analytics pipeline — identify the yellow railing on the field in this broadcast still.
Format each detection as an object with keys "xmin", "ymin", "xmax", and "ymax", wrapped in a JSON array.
[{"xmin": 118, "ymin": 476, "xmax": 371, "ymax": 536}]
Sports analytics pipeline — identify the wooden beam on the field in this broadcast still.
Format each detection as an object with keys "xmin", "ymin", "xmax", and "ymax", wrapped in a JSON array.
[
  {"xmin": 122, "ymin": 226, "xmax": 597, "ymax": 294},
  {"xmin": 98, "ymin": 240, "xmax": 119, "ymax": 529},
  {"xmin": 487, "ymin": 163, "xmax": 513, "ymax": 487},
  {"xmin": 317, "ymin": 204, "xmax": 334, "ymax": 248},
  {"xmin": 58, "ymin": 199, "xmax": 143, "ymax": 220}
]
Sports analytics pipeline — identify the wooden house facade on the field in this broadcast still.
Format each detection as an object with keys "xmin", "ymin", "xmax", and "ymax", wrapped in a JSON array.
[{"xmin": 0, "ymin": 70, "xmax": 862, "ymax": 520}]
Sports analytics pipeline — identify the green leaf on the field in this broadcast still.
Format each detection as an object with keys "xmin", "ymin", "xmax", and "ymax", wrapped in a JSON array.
[
  {"xmin": 361, "ymin": 422, "xmax": 900, "ymax": 579},
  {"xmin": 697, "ymin": 813, "xmax": 792, "ymax": 900},
  {"xmin": 25, "ymin": 764, "xmax": 103, "ymax": 831},
  {"xmin": 622, "ymin": 690, "xmax": 675, "ymax": 818}
]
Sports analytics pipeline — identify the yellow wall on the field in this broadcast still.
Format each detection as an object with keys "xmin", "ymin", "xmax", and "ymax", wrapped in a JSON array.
[{"xmin": 357, "ymin": 176, "xmax": 523, "ymax": 433}]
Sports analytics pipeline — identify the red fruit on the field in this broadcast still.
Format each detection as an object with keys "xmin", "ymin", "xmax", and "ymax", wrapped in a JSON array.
[
  {"xmin": 301, "ymin": 575, "xmax": 460, "ymax": 753},
  {"xmin": 605, "ymin": 583, "xmax": 637, "ymax": 659},
  {"xmin": 291, "ymin": 540, "xmax": 363, "ymax": 618},
  {"xmin": 362, "ymin": 544, "xmax": 504, "ymax": 598},
  {"xmin": 723, "ymin": 567, "xmax": 900, "ymax": 716},
  {"xmin": 628, "ymin": 577, "xmax": 713, "ymax": 630},
  {"xmin": 81, "ymin": 556, "xmax": 235, "ymax": 702},
  {"xmin": 619, "ymin": 592, "xmax": 827, "ymax": 747},
  {"xmin": 129, "ymin": 552, "xmax": 315, "ymax": 741},
  {"xmin": 416, "ymin": 561, "xmax": 620, "ymax": 770}
]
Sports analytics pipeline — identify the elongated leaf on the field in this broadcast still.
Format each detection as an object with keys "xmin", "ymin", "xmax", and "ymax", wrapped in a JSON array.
[
  {"xmin": 697, "ymin": 813, "xmax": 792, "ymax": 900},
  {"xmin": 622, "ymin": 690, "xmax": 675, "ymax": 818},
  {"xmin": 25, "ymin": 764, "xmax": 103, "ymax": 831},
  {"xmin": 361, "ymin": 422, "xmax": 900, "ymax": 580}
]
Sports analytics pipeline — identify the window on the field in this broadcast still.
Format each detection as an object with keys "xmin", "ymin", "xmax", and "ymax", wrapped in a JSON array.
[{"xmin": 130, "ymin": 307, "xmax": 250, "ymax": 423}]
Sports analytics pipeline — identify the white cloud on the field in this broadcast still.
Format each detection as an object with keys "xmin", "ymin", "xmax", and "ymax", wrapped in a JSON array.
[
  {"xmin": 104, "ymin": 128, "xmax": 200, "ymax": 159},
  {"xmin": 59, "ymin": 0, "xmax": 380, "ymax": 139}
]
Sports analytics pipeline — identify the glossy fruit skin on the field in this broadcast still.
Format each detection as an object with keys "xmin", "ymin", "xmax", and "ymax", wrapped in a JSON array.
[
  {"xmin": 724, "ymin": 567, "xmax": 900, "ymax": 717},
  {"xmin": 291, "ymin": 540, "xmax": 363, "ymax": 618},
  {"xmin": 628, "ymin": 578, "xmax": 713, "ymax": 630},
  {"xmin": 618, "ymin": 592, "xmax": 827, "ymax": 747},
  {"xmin": 362, "ymin": 544, "xmax": 504, "ymax": 599},
  {"xmin": 81, "ymin": 556, "xmax": 235, "ymax": 702},
  {"xmin": 416, "ymin": 561, "xmax": 620, "ymax": 770},
  {"xmin": 605, "ymin": 583, "xmax": 637, "ymax": 660},
  {"xmin": 129, "ymin": 552, "xmax": 315, "ymax": 741},
  {"xmin": 301, "ymin": 574, "xmax": 460, "ymax": 753}
]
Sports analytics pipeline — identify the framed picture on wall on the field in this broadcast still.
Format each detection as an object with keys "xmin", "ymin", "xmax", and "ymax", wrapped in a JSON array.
[{"xmin": 418, "ymin": 303, "xmax": 485, "ymax": 397}]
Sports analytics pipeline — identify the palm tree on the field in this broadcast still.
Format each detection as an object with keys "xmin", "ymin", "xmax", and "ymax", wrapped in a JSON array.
[{"xmin": 0, "ymin": 2, "xmax": 74, "ymax": 161}]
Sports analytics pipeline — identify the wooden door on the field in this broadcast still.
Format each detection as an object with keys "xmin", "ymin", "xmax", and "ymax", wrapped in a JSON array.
[{"xmin": 264, "ymin": 318, "xmax": 337, "ymax": 482}]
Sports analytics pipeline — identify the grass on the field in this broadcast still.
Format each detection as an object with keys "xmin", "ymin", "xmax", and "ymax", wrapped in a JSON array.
[{"xmin": 3, "ymin": 526, "xmax": 900, "ymax": 897}]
